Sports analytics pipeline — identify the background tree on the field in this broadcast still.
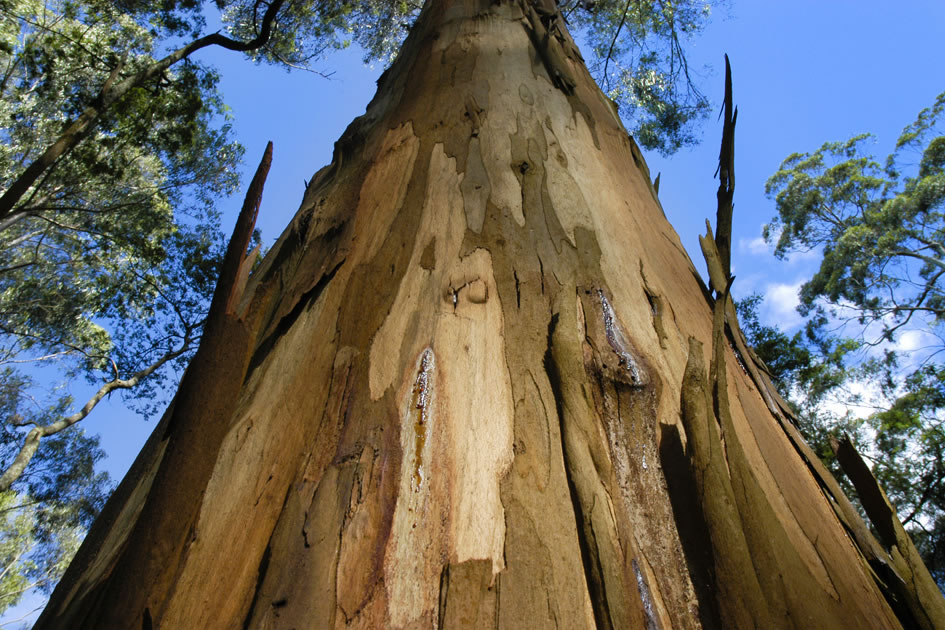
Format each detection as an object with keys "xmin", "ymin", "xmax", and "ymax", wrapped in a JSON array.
[
  {"xmin": 761, "ymin": 92, "xmax": 945, "ymax": 584},
  {"xmin": 0, "ymin": 0, "xmax": 243, "ymax": 606},
  {"xmin": 0, "ymin": 370, "xmax": 109, "ymax": 614}
]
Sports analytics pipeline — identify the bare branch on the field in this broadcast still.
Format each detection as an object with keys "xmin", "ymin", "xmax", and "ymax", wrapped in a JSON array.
[
  {"xmin": 0, "ymin": 0, "xmax": 286, "ymax": 225},
  {"xmin": 601, "ymin": 0, "xmax": 633, "ymax": 91},
  {"xmin": 0, "ymin": 337, "xmax": 193, "ymax": 492}
]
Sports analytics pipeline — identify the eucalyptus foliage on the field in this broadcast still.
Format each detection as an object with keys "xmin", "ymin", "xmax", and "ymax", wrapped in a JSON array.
[
  {"xmin": 0, "ymin": 489, "xmax": 87, "ymax": 615},
  {"xmin": 562, "ymin": 0, "xmax": 715, "ymax": 154},
  {"xmin": 220, "ymin": 0, "xmax": 717, "ymax": 153},
  {"xmin": 0, "ymin": 0, "xmax": 239, "ymax": 432},
  {"xmin": 0, "ymin": 375, "xmax": 109, "ymax": 614},
  {"xmin": 763, "ymin": 92, "xmax": 945, "ymax": 586},
  {"xmin": 222, "ymin": 0, "xmax": 423, "ymax": 67},
  {"xmin": 0, "ymin": 0, "xmax": 239, "ymax": 606}
]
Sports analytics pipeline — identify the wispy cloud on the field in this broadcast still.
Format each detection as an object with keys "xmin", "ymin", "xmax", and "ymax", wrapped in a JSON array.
[
  {"xmin": 738, "ymin": 226, "xmax": 821, "ymax": 266},
  {"xmin": 739, "ymin": 235, "xmax": 771, "ymax": 256},
  {"xmin": 785, "ymin": 248, "xmax": 821, "ymax": 265},
  {"xmin": 894, "ymin": 329, "xmax": 932, "ymax": 352}
]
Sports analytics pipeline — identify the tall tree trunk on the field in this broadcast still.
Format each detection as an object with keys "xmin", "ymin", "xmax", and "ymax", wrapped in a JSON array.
[{"xmin": 35, "ymin": 0, "xmax": 945, "ymax": 628}]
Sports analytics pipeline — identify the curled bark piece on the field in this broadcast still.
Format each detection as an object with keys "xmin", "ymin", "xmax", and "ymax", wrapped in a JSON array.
[
  {"xmin": 833, "ymin": 435, "xmax": 945, "ymax": 630},
  {"xmin": 523, "ymin": 3, "xmax": 577, "ymax": 95}
]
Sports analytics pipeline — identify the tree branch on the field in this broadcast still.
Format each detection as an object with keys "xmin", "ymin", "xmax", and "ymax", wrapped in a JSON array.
[
  {"xmin": 892, "ymin": 249, "xmax": 945, "ymax": 272},
  {"xmin": 0, "ymin": 0, "xmax": 286, "ymax": 227},
  {"xmin": 601, "ymin": 0, "xmax": 633, "ymax": 91},
  {"xmin": 0, "ymin": 337, "xmax": 193, "ymax": 492}
]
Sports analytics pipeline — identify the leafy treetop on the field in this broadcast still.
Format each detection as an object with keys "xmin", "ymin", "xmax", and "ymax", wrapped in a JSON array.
[
  {"xmin": 762, "ymin": 92, "xmax": 945, "ymax": 587},
  {"xmin": 220, "ymin": 0, "xmax": 717, "ymax": 153}
]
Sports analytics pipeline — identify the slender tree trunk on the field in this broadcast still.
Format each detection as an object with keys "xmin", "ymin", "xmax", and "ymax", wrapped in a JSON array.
[{"xmin": 35, "ymin": 0, "xmax": 945, "ymax": 628}]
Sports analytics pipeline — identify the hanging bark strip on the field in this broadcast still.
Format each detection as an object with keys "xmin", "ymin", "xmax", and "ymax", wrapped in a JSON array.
[
  {"xmin": 833, "ymin": 435, "xmax": 945, "ymax": 630},
  {"xmin": 697, "ymin": 57, "xmax": 945, "ymax": 629},
  {"xmin": 679, "ymin": 333, "xmax": 771, "ymax": 628},
  {"xmin": 713, "ymin": 54, "xmax": 736, "ymax": 282},
  {"xmin": 36, "ymin": 143, "xmax": 275, "ymax": 629}
]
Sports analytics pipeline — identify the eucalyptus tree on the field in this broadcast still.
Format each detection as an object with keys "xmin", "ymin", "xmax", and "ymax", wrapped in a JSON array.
[
  {"xmin": 0, "ymin": 0, "xmax": 725, "ymax": 615},
  {"xmin": 34, "ymin": 1, "xmax": 945, "ymax": 628}
]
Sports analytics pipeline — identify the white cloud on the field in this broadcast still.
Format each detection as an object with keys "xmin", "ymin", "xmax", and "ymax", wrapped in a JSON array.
[
  {"xmin": 739, "ymin": 236, "xmax": 771, "ymax": 256},
  {"xmin": 762, "ymin": 281, "xmax": 804, "ymax": 330},
  {"xmin": 819, "ymin": 379, "xmax": 886, "ymax": 421},
  {"xmin": 891, "ymin": 329, "xmax": 940, "ymax": 370},
  {"xmin": 737, "ymin": 224, "xmax": 821, "ymax": 266},
  {"xmin": 895, "ymin": 329, "xmax": 929, "ymax": 352}
]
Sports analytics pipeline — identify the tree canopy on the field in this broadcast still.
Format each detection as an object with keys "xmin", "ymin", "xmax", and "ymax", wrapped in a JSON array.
[
  {"xmin": 0, "ymin": 0, "xmax": 242, "ymax": 610},
  {"xmin": 221, "ymin": 0, "xmax": 717, "ymax": 153}
]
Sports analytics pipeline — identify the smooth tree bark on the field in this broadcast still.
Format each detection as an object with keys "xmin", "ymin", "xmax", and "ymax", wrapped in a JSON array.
[{"xmin": 35, "ymin": 0, "xmax": 945, "ymax": 628}]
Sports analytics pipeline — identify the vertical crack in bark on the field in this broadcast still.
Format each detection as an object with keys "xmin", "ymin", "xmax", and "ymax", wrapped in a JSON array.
[
  {"xmin": 639, "ymin": 261, "xmax": 668, "ymax": 350},
  {"xmin": 241, "ymin": 542, "xmax": 273, "ymax": 630},
  {"xmin": 240, "ymin": 483, "xmax": 293, "ymax": 629},
  {"xmin": 437, "ymin": 563, "xmax": 451, "ymax": 629},
  {"xmin": 514, "ymin": 269, "xmax": 521, "ymax": 309},
  {"xmin": 543, "ymin": 310, "xmax": 614, "ymax": 630},
  {"xmin": 247, "ymin": 257, "xmax": 345, "ymax": 377}
]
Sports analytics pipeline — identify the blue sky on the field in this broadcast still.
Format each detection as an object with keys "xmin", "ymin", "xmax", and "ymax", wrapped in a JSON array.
[{"xmin": 4, "ymin": 0, "xmax": 944, "ymax": 625}]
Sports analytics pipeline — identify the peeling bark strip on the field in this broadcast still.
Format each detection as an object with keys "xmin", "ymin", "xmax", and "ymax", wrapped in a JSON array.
[
  {"xmin": 37, "ymin": 1, "xmax": 944, "ymax": 628},
  {"xmin": 35, "ymin": 144, "xmax": 274, "ymax": 629},
  {"xmin": 714, "ymin": 55, "xmax": 736, "ymax": 279},
  {"xmin": 679, "ymin": 335, "xmax": 772, "ymax": 629},
  {"xmin": 523, "ymin": 2, "xmax": 577, "ymax": 95},
  {"xmin": 833, "ymin": 435, "xmax": 945, "ymax": 630}
]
